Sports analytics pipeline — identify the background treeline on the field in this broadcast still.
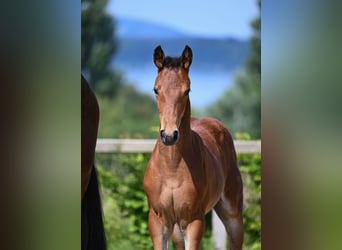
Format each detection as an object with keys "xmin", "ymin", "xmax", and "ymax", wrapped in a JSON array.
[
  {"xmin": 81, "ymin": 0, "xmax": 260, "ymax": 139},
  {"xmin": 82, "ymin": 0, "xmax": 260, "ymax": 249}
]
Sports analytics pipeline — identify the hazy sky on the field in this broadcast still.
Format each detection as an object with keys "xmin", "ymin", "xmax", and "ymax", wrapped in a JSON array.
[{"xmin": 107, "ymin": 0, "xmax": 259, "ymax": 39}]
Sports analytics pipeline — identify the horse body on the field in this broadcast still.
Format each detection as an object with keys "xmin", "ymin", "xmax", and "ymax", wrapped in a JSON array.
[
  {"xmin": 144, "ymin": 46, "xmax": 243, "ymax": 250},
  {"xmin": 81, "ymin": 75, "xmax": 99, "ymax": 198},
  {"xmin": 81, "ymin": 75, "xmax": 106, "ymax": 250},
  {"xmin": 145, "ymin": 115, "xmax": 228, "ymax": 223}
]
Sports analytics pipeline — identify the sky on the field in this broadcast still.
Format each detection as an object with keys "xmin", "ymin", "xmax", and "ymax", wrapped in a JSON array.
[{"xmin": 107, "ymin": 0, "xmax": 259, "ymax": 39}]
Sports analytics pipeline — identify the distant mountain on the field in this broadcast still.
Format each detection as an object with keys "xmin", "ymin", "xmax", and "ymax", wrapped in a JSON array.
[
  {"xmin": 113, "ymin": 38, "xmax": 249, "ymax": 72},
  {"xmin": 112, "ymin": 18, "xmax": 250, "ymax": 72},
  {"xmin": 115, "ymin": 17, "xmax": 188, "ymax": 39},
  {"xmin": 110, "ymin": 18, "xmax": 251, "ymax": 108}
]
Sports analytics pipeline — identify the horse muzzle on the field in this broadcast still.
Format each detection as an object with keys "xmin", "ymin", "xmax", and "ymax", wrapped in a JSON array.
[{"xmin": 160, "ymin": 129, "xmax": 179, "ymax": 145}]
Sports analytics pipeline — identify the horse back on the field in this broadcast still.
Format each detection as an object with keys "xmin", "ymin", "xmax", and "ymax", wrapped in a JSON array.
[{"xmin": 190, "ymin": 117, "xmax": 238, "ymax": 178}]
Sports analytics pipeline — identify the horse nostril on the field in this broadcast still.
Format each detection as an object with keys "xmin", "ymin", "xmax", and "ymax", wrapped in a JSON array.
[
  {"xmin": 173, "ymin": 130, "xmax": 179, "ymax": 141},
  {"xmin": 160, "ymin": 130, "xmax": 165, "ymax": 139}
]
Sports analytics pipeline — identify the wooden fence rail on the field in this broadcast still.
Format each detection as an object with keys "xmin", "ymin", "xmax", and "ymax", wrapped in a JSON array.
[{"xmin": 96, "ymin": 139, "xmax": 261, "ymax": 154}]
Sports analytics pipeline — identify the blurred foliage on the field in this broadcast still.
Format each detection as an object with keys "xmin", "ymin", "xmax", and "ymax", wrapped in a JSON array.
[
  {"xmin": 96, "ymin": 149, "xmax": 260, "ymax": 250},
  {"xmin": 81, "ymin": 0, "xmax": 122, "ymax": 97},
  {"xmin": 237, "ymin": 132, "xmax": 261, "ymax": 249},
  {"xmin": 97, "ymin": 84, "xmax": 159, "ymax": 138},
  {"xmin": 207, "ymin": 72, "xmax": 260, "ymax": 138},
  {"xmin": 240, "ymin": 153, "xmax": 261, "ymax": 249},
  {"xmin": 97, "ymin": 153, "xmax": 151, "ymax": 250},
  {"xmin": 82, "ymin": 0, "xmax": 159, "ymax": 137},
  {"xmin": 206, "ymin": 0, "xmax": 260, "ymax": 139},
  {"xmin": 246, "ymin": 0, "xmax": 261, "ymax": 77}
]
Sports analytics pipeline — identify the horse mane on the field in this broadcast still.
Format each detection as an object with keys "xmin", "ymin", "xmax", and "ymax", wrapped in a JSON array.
[{"xmin": 164, "ymin": 56, "xmax": 181, "ymax": 69}]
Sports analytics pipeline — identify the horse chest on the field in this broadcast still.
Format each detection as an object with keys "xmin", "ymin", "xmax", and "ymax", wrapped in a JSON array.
[
  {"xmin": 162, "ymin": 180, "xmax": 196, "ymax": 204},
  {"xmin": 153, "ymin": 177, "xmax": 201, "ymax": 223}
]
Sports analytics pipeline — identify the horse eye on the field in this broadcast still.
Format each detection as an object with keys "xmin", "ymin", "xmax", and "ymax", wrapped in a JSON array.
[
  {"xmin": 153, "ymin": 88, "xmax": 158, "ymax": 95},
  {"xmin": 184, "ymin": 89, "xmax": 190, "ymax": 96}
]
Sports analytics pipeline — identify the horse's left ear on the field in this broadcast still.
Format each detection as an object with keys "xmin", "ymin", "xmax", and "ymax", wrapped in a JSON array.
[
  {"xmin": 153, "ymin": 45, "xmax": 165, "ymax": 70},
  {"xmin": 181, "ymin": 45, "xmax": 192, "ymax": 70}
]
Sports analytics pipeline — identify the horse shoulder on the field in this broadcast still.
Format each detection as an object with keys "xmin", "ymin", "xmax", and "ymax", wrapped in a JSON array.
[
  {"xmin": 144, "ymin": 150, "xmax": 161, "ymax": 193},
  {"xmin": 191, "ymin": 117, "xmax": 234, "ymax": 149},
  {"xmin": 190, "ymin": 117, "xmax": 232, "ymax": 204}
]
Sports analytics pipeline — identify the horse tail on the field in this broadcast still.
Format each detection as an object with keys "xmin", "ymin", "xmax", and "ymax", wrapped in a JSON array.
[{"xmin": 81, "ymin": 165, "xmax": 106, "ymax": 250}]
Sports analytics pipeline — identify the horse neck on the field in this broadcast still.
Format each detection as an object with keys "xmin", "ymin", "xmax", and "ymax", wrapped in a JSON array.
[
  {"xmin": 158, "ymin": 99, "xmax": 192, "ymax": 163},
  {"xmin": 179, "ymin": 99, "xmax": 192, "ymax": 145}
]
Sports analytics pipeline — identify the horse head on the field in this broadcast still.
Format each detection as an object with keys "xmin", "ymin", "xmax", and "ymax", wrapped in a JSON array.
[{"xmin": 153, "ymin": 45, "xmax": 192, "ymax": 146}]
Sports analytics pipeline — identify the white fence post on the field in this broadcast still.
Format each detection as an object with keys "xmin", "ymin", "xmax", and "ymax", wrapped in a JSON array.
[{"xmin": 212, "ymin": 210, "xmax": 227, "ymax": 249}]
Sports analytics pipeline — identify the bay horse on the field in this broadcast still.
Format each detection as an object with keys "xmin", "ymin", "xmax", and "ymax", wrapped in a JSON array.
[
  {"xmin": 143, "ymin": 46, "xmax": 244, "ymax": 250},
  {"xmin": 81, "ymin": 75, "xmax": 106, "ymax": 250}
]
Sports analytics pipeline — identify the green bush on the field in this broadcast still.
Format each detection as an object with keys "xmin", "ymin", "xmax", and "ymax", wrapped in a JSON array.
[
  {"xmin": 97, "ymin": 153, "xmax": 152, "ymax": 249},
  {"xmin": 96, "ymin": 151, "xmax": 261, "ymax": 250},
  {"xmin": 239, "ymin": 153, "xmax": 261, "ymax": 250}
]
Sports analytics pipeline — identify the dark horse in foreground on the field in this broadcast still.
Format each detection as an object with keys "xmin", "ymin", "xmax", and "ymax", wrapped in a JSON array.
[
  {"xmin": 143, "ymin": 46, "xmax": 244, "ymax": 250},
  {"xmin": 81, "ymin": 75, "xmax": 106, "ymax": 250}
]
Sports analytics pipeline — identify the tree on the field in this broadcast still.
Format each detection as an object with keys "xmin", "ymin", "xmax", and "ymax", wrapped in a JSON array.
[
  {"xmin": 82, "ymin": 0, "xmax": 159, "ymax": 138},
  {"xmin": 246, "ymin": 0, "xmax": 261, "ymax": 78},
  {"xmin": 207, "ymin": 0, "xmax": 261, "ymax": 138},
  {"xmin": 81, "ymin": 0, "xmax": 122, "ymax": 97}
]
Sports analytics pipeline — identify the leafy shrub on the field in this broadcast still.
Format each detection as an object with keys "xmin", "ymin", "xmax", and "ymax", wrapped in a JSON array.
[
  {"xmin": 239, "ymin": 153, "xmax": 261, "ymax": 250},
  {"xmin": 97, "ymin": 153, "xmax": 152, "ymax": 249}
]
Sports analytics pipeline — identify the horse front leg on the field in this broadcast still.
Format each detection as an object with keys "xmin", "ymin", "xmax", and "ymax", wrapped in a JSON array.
[
  {"xmin": 183, "ymin": 218, "xmax": 205, "ymax": 250},
  {"xmin": 148, "ymin": 210, "xmax": 173, "ymax": 250}
]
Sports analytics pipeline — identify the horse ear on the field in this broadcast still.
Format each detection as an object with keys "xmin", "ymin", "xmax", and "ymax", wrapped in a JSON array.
[
  {"xmin": 181, "ymin": 45, "xmax": 192, "ymax": 70},
  {"xmin": 153, "ymin": 45, "xmax": 165, "ymax": 70}
]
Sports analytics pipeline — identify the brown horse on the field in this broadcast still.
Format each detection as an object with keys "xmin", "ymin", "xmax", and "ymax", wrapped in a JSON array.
[
  {"xmin": 81, "ymin": 75, "xmax": 106, "ymax": 250},
  {"xmin": 143, "ymin": 46, "xmax": 244, "ymax": 250}
]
